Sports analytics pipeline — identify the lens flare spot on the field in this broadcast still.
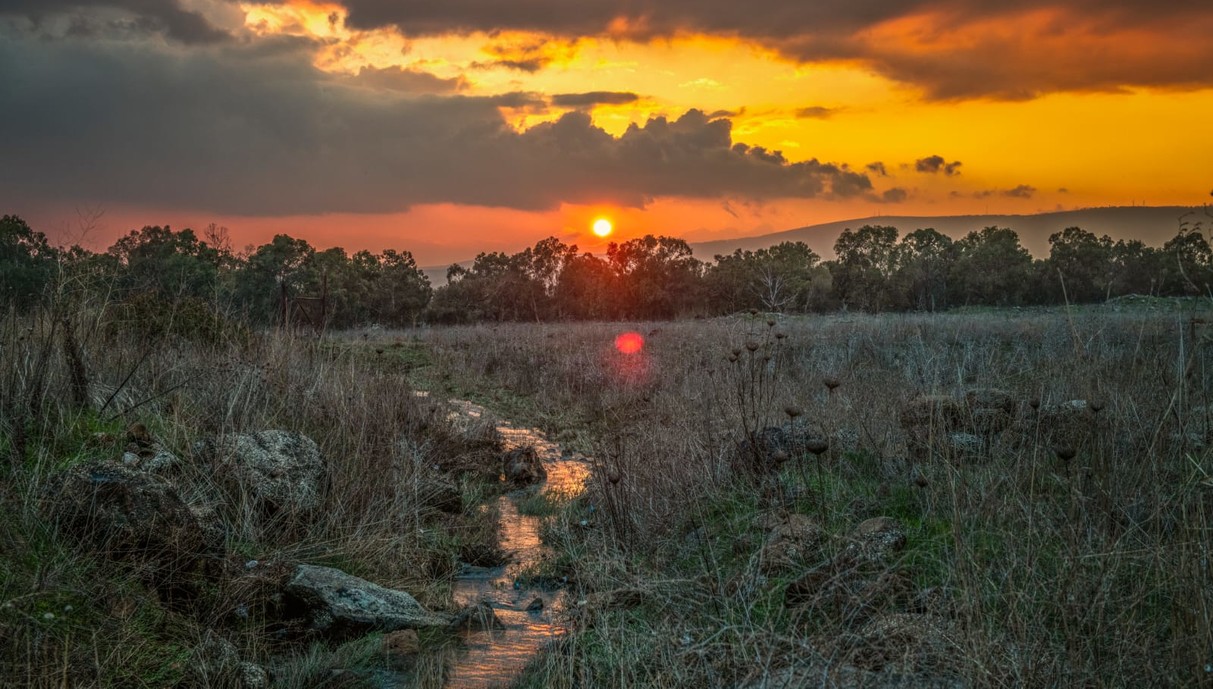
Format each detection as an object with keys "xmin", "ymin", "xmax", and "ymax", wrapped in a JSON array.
[{"xmin": 614, "ymin": 331, "xmax": 644, "ymax": 354}]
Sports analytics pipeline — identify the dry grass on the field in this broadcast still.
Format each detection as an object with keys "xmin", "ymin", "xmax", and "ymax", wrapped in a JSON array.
[
  {"xmin": 0, "ymin": 299, "xmax": 501, "ymax": 687},
  {"xmin": 414, "ymin": 309, "xmax": 1213, "ymax": 687}
]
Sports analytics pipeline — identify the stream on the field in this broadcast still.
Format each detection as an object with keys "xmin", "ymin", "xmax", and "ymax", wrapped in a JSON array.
[{"xmin": 400, "ymin": 395, "xmax": 591, "ymax": 688}]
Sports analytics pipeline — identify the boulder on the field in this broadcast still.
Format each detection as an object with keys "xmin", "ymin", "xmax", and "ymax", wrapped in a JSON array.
[
  {"xmin": 195, "ymin": 431, "xmax": 325, "ymax": 515},
  {"xmin": 842, "ymin": 517, "xmax": 907, "ymax": 567},
  {"xmin": 285, "ymin": 564, "xmax": 453, "ymax": 635},
  {"xmin": 193, "ymin": 632, "xmax": 269, "ymax": 689},
  {"xmin": 962, "ymin": 388, "xmax": 1016, "ymax": 435},
  {"xmin": 734, "ymin": 423, "xmax": 825, "ymax": 474},
  {"xmin": 502, "ymin": 446, "xmax": 547, "ymax": 486},
  {"xmin": 758, "ymin": 513, "xmax": 826, "ymax": 573},
  {"xmin": 454, "ymin": 600, "xmax": 505, "ymax": 630},
  {"xmin": 840, "ymin": 613, "xmax": 962, "ymax": 675},
  {"xmin": 46, "ymin": 460, "xmax": 219, "ymax": 585}
]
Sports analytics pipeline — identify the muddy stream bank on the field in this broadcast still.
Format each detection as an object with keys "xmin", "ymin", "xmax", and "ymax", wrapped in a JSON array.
[{"xmin": 395, "ymin": 396, "xmax": 591, "ymax": 688}]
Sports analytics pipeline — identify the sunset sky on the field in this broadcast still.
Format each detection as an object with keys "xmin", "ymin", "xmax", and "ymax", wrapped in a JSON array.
[{"xmin": 1, "ymin": 0, "xmax": 1211, "ymax": 264}]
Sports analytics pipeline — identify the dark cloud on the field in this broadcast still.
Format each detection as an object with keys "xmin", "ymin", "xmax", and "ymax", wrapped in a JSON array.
[
  {"xmin": 352, "ymin": 65, "xmax": 467, "ymax": 94},
  {"xmin": 866, "ymin": 161, "xmax": 889, "ymax": 177},
  {"xmin": 880, "ymin": 187, "xmax": 909, "ymax": 203},
  {"xmin": 0, "ymin": 0, "xmax": 230, "ymax": 43},
  {"xmin": 794, "ymin": 106, "xmax": 837, "ymax": 119},
  {"xmin": 969, "ymin": 185, "xmax": 1038, "ymax": 199},
  {"xmin": 915, "ymin": 155, "xmax": 962, "ymax": 176},
  {"xmin": 0, "ymin": 33, "xmax": 872, "ymax": 215},
  {"xmin": 551, "ymin": 91, "xmax": 641, "ymax": 108},
  {"xmin": 309, "ymin": 0, "xmax": 1213, "ymax": 99},
  {"xmin": 1002, "ymin": 184, "xmax": 1036, "ymax": 198}
]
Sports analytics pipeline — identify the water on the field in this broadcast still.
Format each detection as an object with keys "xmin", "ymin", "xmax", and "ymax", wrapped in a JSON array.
[{"xmin": 404, "ymin": 395, "xmax": 591, "ymax": 688}]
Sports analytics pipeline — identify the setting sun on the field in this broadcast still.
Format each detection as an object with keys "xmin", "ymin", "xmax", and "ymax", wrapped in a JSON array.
[{"xmin": 592, "ymin": 218, "xmax": 614, "ymax": 237}]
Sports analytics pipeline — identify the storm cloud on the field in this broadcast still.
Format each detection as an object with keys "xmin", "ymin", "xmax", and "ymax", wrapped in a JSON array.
[
  {"xmin": 0, "ymin": 0, "xmax": 231, "ymax": 43},
  {"xmin": 0, "ymin": 31, "xmax": 874, "ymax": 216},
  {"xmin": 317, "ymin": 0, "xmax": 1213, "ymax": 99},
  {"xmin": 915, "ymin": 155, "xmax": 962, "ymax": 176}
]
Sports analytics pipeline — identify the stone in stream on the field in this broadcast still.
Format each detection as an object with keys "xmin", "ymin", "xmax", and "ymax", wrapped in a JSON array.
[
  {"xmin": 285, "ymin": 564, "xmax": 454, "ymax": 635},
  {"xmin": 525, "ymin": 597, "xmax": 544, "ymax": 612},
  {"xmin": 502, "ymin": 446, "xmax": 547, "ymax": 486}
]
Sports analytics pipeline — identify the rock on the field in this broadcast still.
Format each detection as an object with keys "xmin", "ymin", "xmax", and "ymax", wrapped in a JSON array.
[
  {"xmin": 734, "ymin": 423, "xmax": 823, "ymax": 474},
  {"xmin": 285, "ymin": 564, "xmax": 454, "ymax": 635},
  {"xmin": 735, "ymin": 659, "xmax": 966, "ymax": 689},
  {"xmin": 1006, "ymin": 399, "xmax": 1094, "ymax": 450},
  {"xmin": 525, "ymin": 597, "xmax": 544, "ymax": 612},
  {"xmin": 45, "ymin": 460, "xmax": 219, "ymax": 587},
  {"xmin": 194, "ymin": 431, "xmax": 325, "ymax": 515},
  {"xmin": 454, "ymin": 600, "xmax": 505, "ymax": 630},
  {"xmin": 842, "ymin": 517, "xmax": 907, "ymax": 567},
  {"xmin": 502, "ymin": 446, "xmax": 547, "ymax": 486},
  {"xmin": 841, "ymin": 613, "xmax": 962, "ymax": 675},
  {"xmin": 947, "ymin": 433, "xmax": 983, "ymax": 459},
  {"xmin": 962, "ymin": 388, "xmax": 1016, "ymax": 434},
  {"xmin": 758, "ymin": 513, "xmax": 825, "ymax": 573},
  {"xmin": 193, "ymin": 632, "xmax": 270, "ymax": 688},
  {"xmin": 381, "ymin": 629, "xmax": 421, "ymax": 663}
]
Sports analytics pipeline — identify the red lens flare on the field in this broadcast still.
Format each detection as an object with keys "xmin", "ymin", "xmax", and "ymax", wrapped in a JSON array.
[{"xmin": 614, "ymin": 331, "xmax": 644, "ymax": 355}]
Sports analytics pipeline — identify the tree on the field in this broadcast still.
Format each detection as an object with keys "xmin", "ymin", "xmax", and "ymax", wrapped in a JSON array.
[
  {"xmin": 898, "ymin": 228, "xmax": 954, "ymax": 311},
  {"xmin": 1045, "ymin": 227, "xmax": 1114, "ymax": 303},
  {"xmin": 706, "ymin": 241, "xmax": 824, "ymax": 313},
  {"xmin": 1161, "ymin": 230, "xmax": 1213, "ymax": 295},
  {"xmin": 0, "ymin": 215, "xmax": 56, "ymax": 311},
  {"xmin": 108, "ymin": 226, "xmax": 223, "ymax": 302},
  {"xmin": 951, "ymin": 226, "xmax": 1033, "ymax": 306},
  {"xmin": 606, "ymin": 235, "xmax": 703, "ymax": 318},
  {"xmin": 832, "ymin": 225, "xmax": 903, "ymax": 311}
]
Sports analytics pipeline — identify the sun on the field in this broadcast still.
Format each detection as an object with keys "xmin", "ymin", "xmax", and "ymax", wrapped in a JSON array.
[{"xmin": 592, "ymin": 217, "xmax": 613, "ymax": 237}]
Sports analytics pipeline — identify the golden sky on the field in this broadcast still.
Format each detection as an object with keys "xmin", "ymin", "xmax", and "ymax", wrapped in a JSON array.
[{"xmin": 1, "ymin": 0, "xmax": 1210, "ymax": 263}]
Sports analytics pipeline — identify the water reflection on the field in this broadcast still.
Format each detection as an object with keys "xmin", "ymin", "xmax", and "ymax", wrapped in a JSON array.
[{"xmin": 399, "ymin": 394, "xmax": 590, "ymax": 689}]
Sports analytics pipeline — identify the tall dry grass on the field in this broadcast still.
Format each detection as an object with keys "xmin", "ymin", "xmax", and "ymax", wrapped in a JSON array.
[
  {"xmin": 0, "ymin": 296, "xmax": 500, "ymax": 687},
  {"xmin": 419, "ymin": 309, "xmax": 1213, "ymax": 687}
]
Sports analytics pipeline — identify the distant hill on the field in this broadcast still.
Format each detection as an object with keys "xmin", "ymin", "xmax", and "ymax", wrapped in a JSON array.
[
  {"xmin": 421, "ymin": 206, "xmax": 1204, "ymax": 285},
  {"xmin": 689, "ymin": 206, "xmax": 1202, "ymax": 261}
]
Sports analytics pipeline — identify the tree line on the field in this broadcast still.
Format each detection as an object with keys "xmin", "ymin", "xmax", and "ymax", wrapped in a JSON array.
[{"xmin": 3, "ymin": 213, "xmax": 1211, "ymax": 330}]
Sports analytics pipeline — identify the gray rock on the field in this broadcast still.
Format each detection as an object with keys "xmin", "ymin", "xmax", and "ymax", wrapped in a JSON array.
[
  {"xmin": 285, "ymin": 564, "xmax": 453, "ymax": 634},
  {"xmin": 843, "ymin": 517, "xmax": 907, "ymax": 566},
  {"xmin": 195, "ymin": 431, "xmax": 325, "ymax": 514},
  {"xmin": 502, "ymin": 446, "xmax": 547, "ymax": 486},
  {"xmin": 46, "ymin": 460, "xmax": 219, "ymax": 583}
]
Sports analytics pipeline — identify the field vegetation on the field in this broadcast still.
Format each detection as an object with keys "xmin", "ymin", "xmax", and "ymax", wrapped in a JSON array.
[{"xmin": 410, "ymin": 309, "xmax": 1213, "ymax": 687}]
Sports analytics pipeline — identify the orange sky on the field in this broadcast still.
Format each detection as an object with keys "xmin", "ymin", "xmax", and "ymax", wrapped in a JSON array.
[{"xmin": 3, "ymin": 0, "xmax": 1212, "ymax": 264}]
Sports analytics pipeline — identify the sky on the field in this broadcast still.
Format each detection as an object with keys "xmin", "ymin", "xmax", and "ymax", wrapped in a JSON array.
[{"xmin": 1, "ymin": 0, "xmax": 1211, "ymax": 264}]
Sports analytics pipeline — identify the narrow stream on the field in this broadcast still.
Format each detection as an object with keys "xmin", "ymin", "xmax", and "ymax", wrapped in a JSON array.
[{"xmin": 404, "ymin": 395, "xmax": 591, "ymax": 688}]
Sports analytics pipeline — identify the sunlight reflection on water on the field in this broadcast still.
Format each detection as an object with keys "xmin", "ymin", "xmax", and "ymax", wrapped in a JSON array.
[{"xmin": 400, "ymin": 393, "xmax": 590, "ymax": 689}]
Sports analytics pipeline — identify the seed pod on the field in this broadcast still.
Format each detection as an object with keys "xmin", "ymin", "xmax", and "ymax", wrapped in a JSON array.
[
  {"xmin": 607, "ymin": 467, "xmax": 622, "ymax": 484},
  {"xmin": 784, "ymin": 405, "xmax": 803, "ymax": 419},
  {"xmin": 823, "ymin": 376, "xmax": 841, "ymax": 391},
  {"xmin": 805, "ymin": 438, "xmax": 829, "ymax": 456},
  {"xmin": 1053, "ymin": 446, "xmax": 1077, "ymax": 461}
]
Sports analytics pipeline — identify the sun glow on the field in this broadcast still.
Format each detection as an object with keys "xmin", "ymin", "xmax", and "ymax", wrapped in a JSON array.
[{"xmin": 592, "ymin": 217, "xmax": 614, "ymax": 237}]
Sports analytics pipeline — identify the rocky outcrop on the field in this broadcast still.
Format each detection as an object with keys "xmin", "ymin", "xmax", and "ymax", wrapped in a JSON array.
[
  {"xmin": 45, "ymin": 460, "xmax": 221, "ymax": 587},
  {"xmin": 285, "ymin": 564, "xmax": 454, "ymax": 635},
  {"xmin": 900, "ymin": 389, "xmax": 1017, "ymax": 461},
  {"xmin": 193, "ymin": 632, "xmax": 270, "ymax": 688},
  {"xmin": 502, "ymin": 446, "xmax": 547, "ymax": 486},
  {"xmin": 842, "ymin": 517, "xmax": 908, "ymax": 567},
  {"xmin": 758, "ymin": 513, "xmax": 826, "ymax": 573},
  {"xmin": 194, "ymin": 431, "xmax": 326, "ymax": 515},
  {"xmin": 734, "ymin": 423, "xmax": 828, "ymax": 474}
]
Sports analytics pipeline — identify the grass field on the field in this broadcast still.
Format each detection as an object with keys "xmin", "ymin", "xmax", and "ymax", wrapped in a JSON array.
[{"xmin": 3, "ymin": 300, "xmax": 1212, "ymax": 687}]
